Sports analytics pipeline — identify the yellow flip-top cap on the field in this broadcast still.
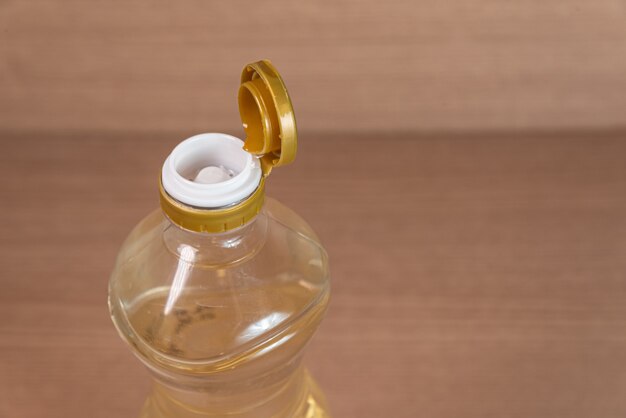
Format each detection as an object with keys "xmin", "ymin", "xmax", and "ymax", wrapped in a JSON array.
[
  {"xmin": 238, "ymin": 60, "xmax": 297, "ymax": 176},
  {"xmin": 159, "ymin": 60, "xmax": 297, "ymax": 233}
]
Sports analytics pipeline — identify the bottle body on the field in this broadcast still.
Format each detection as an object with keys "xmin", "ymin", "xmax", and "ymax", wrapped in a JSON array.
[{"xmin": 108, "ymin": 198, "xmax": 331, "ymax": 418}]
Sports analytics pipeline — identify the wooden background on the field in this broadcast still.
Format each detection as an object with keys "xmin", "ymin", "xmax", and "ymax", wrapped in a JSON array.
[
  {"xmin": 2, "ymin": 1, "xmax": 626, "ymax": 417},
  {"xmin": 1, "ymin": 0, "xmax": 626, "ymax": 134},
  {"xmin": 2, "ymin": 131, "xmax": 626, "ymax": 418}
]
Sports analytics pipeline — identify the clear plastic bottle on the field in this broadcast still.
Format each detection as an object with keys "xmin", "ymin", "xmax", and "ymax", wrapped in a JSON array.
[{"xmin": 108, "ymin": 61, "xmax": 331, "ymax": 418}]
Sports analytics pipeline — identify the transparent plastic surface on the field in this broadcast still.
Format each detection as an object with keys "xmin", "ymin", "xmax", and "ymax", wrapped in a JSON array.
[{"xmin": 108, "ymin": 198, "xmax": 331, "ymax": 418}]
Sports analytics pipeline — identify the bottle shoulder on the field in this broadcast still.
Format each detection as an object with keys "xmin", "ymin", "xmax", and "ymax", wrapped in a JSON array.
[
  {"xmin": 263, "ymin": 197, "xmax": 322, "ymax": 246},
  {"xmin": 111, "ymin": 199, "xmax": 327, "ymax": 274}
]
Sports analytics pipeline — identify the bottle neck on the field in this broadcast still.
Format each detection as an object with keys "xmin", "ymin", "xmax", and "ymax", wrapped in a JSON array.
[{"xmin": 162, "ymin": 209, "xmax": 268, "ymax": 267}]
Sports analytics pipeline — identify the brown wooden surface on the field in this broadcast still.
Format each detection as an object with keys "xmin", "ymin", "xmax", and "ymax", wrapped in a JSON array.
[
  {"xmin": 1, "ymin": 131, "xmax": 626, "ymax": 418},
  {"xmin": 2, "ymin": 1, "xmax": 626, "ymax": 134}
]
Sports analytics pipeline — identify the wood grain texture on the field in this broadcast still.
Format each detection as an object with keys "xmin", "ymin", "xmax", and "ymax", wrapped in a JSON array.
[
  {"xmin": 1, "ymin": 0, "xmax": 626, "ymax": 134},
  {"xmin": 1, "ymin": 131, "xmax": 626, "ymax": 418}
]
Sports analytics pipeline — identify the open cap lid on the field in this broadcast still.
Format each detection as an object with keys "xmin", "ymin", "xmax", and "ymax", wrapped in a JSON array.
[{"xmin": 238, "ymin": 60, "xmax": 297, "ymax": 177}]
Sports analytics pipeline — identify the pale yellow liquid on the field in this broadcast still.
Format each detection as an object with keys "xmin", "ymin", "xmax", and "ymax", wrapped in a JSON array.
[{"xmin": 126, "ymin": 281, "xmax": 330, "ymax": 418}]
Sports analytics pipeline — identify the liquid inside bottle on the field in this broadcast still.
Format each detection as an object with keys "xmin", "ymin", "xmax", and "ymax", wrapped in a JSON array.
[{"xmin": 128, "ymin": 282, "xmax": 322, "ymax": 361}]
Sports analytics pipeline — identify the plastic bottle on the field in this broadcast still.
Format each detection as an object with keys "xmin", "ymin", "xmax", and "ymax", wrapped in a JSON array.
[{"xmin": 108, "ymin": 60, "xmax": 331, "ymax": 418}]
